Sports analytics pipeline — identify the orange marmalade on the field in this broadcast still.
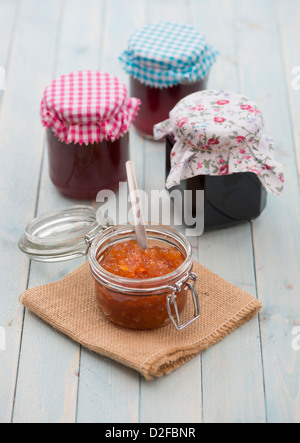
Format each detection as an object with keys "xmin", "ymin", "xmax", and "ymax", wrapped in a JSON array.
[{"xmin": 99, "ymin": 240, "xmax": 185, "ymax": 279}]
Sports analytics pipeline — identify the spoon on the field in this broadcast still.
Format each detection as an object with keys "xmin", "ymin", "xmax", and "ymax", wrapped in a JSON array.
[{"xmin": 126, "ymin": 161, "xmax": 148, "ymax": 250}]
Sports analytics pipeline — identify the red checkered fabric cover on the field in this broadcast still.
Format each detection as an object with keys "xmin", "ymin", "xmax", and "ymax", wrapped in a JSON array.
[{"xmin": 40, "ymin": 71, "xmax": 140, "ymax": 145}]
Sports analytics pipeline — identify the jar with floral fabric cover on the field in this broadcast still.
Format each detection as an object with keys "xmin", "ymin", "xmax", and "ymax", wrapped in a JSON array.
[
  {"xmin": 40, "ymin": 71, "xmax": 140, "ymax": 200},
  {"xmin": 154, "ymin": 90, "xmax": 284, "ymax": 231},
  {"xmin": 119, "ymin": 22, "xmax": 218, "ymax": 139}
]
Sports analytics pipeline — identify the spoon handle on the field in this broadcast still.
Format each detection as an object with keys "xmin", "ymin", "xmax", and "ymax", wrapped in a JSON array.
[{"xmin": 126, "ymin": 161, "xmax": 148, "ymax": 250}]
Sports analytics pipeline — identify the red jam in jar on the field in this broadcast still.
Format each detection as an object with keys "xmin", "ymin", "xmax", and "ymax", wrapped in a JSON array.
[
  {"xmin": 120, "ymin": 22, "xmax": 218, "ymax": 138},
  {"xmin": 40, "ymin": 71, "xmax": 140, "ymax": 200},
  {"xmin": 47, "ymin": 129, "xmax": 129, "ymax": 200},
  {"xmin": 130, "ymin": 76, "xmax": 207, "ymax": 138}
]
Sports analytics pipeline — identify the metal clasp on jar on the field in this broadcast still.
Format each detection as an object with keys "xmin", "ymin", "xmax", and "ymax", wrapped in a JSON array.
[{"xmin": 167, "ymin": 272, "xmax": 200, "ymax": 330}]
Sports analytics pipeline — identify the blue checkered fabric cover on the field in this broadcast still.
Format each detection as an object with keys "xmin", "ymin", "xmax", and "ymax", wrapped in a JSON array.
[{"xmin": 119, "ymin": 21, "xmax": 218, "ymax": 88}]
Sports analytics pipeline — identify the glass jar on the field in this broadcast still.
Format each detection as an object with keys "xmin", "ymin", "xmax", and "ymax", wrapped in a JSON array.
[
  {"xmin": 120, "ymin": 21, "xmax": 218, "ymax": 139},
  {"xmin": 47, "ymin": 129, "xmax": 129, "ymax": 200},
  {"xmin": 89, "ymin": 224, "xmax": 199, "ymax": 330},
  {"xmin": 130, "ymin": 77, "xmax": 207, "ymax": 139},
  {"xmin": 154, "ymin": 90, "xmax": 285, "ymax": 232},
  {"xmin": 40, "ymin": 70, "xmax": 140, "ymax": 200},
  {"xmin": 166, "ymin": 134, "xmax": 267, "ymax": 231},
  {"xmin": 19, "ymin": 207, "xmax": 200, "ymax": 331}
]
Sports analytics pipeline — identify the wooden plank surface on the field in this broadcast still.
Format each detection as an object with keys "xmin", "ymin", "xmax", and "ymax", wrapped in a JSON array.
[
  {"xmin": 0, "ymin": 0, "xmax": 62, "ymax": 423},
  {"xmin": 12, "ymin": 0, "xmax": 104, "ymax": 424},
  {"xmin": 276, "ymin": 0, "xmax": 300, "ymax": 179},
  {"xmin": 76, "ymin": 0, "xmax": 144, "ymax": 424},
  {"xmin": 138, "ymin": 0, "xmax": 203, "ymax": 424},
  {"xmin": 191, "ymin": 0, "xmax": 266, "ymax": 424},
  {"xmin": 0, "ymin": 0, "xmax": 299, "ymax": 424},
  {"xmin": 235, "ymin": 0, "xmax": 300, "ymax": 423}
]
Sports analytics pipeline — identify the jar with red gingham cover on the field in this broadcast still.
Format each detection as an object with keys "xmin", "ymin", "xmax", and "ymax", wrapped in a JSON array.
[{"xmin": 40, "ymin": 71, "xmax": 140, "ymax": 199}]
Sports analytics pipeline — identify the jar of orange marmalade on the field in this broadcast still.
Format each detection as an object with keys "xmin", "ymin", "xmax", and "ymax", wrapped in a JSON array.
[
  {"xmin": 19, "ymin": 207, "xmax": 200, "ymax": 331},
  {"xmin": 89, "ymin": 224, "xmax": 200, "ymax": 330}
]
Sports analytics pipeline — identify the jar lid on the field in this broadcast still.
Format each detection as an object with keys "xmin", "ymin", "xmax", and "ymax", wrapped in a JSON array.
[
  {"xmin": 40, "ymin": 71, "xmax": 141, "ymax": 145},
  {"xmin": 119, "ymin": 21, "xmax": 218, "ymax": 88},
  {"xmin": 154, "ymin": 90, "xmax": 285, "ymax": 195},
  {"xmin": 18, "ymin": 206, "xmax": 113, "ymax": 262}
]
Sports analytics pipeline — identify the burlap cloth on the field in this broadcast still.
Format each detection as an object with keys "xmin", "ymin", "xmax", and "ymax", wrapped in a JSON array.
[{"xmin": 19, "ymin": 261, "xmax": 262, "ymax": 380}]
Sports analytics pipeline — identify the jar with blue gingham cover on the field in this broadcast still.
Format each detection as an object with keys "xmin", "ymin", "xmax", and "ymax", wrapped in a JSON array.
[{"xmin": 120, "ymin": 21, "xmax": 218, "ymax": 138}]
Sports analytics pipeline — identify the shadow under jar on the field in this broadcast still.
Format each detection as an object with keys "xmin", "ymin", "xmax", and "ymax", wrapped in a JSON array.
[{"xmin": 120, "ymin": 21, "xmax": 218, "ymax": 139}]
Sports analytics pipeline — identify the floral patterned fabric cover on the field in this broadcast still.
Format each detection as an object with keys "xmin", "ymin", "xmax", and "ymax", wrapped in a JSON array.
[{"xmin": 154, "ymin": 90, "xmax": 284, "ymax": 195}]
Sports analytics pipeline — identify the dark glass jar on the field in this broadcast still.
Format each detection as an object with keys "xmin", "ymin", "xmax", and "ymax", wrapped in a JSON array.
[
  {"xmin": 155, "ymin": 89, "xmax": 284, "ymax": 232},
  {"xmin": 130, "ymin": 77, "xmax": 207, "ymax": 139},
  {"xmin": 47, "ymin": 129, "xmax": 129, "ymax": 200},
  {"xmin": 166, "ymin": 135, "xmax": 267, "ymax": 231}
]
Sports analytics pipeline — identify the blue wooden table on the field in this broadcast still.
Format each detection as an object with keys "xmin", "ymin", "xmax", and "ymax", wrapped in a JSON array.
[{"xmin": 0, "ymin": 0, "xmax": 299, "ymax": 424}]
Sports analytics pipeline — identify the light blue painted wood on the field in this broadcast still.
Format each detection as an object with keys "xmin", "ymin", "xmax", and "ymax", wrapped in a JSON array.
[
  {"xmin": 276, "ymin": 0, "xmax": 300, "ymax": 179},
  {"xmin": 0, "ymin": 0, "xmax": 19, "ymax": 68},
  {"xmin": 0, "ymin": 0, "xmax": 61, "ymax": 423},
  {"xmin": 12, "ymin": 0, "xmax": 104, "ymax": 424},
  {"xmin": 76, "ymin": 0, "xmax": 147, "ymax": 424},
  {"xmin": 191, "ymin": 0, "xmax": 240, "ymax": 91},
  {"xmin": 234, "ymin": 0, "xmax": 300, "ymax": 423},
  {"xmin": 197, "ymin": 225, "xmax": 266, "ymax": 423},
  {"xmin": 0, "ymin": 0, "xmax": 21, "ymax": 423},
  {"xmin": 76, "ymin": 0, "xmax": 146, "ymax": 424},
  {"xmin": 189, "ymin": 0, "xmax": 266, "ymax": 424},
  {"xmin": 169, "ymin": 1, "xmax": 265, "ymax": 422},
  {"xmin": 138, "ymin": 0, "xmax": 203, "ymax": 424},
  {"xmin": 0, "ymin": 0, "xmax": 299, "ymax": 424},
  {"xmin": 77, "ymin": 352, "xmax": 140, "ymax": 424}
]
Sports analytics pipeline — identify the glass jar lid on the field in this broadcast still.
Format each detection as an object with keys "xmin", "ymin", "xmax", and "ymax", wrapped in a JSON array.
[{"xmin": 19, "ymin": 205, "xmax": 114, "ymax": 263}]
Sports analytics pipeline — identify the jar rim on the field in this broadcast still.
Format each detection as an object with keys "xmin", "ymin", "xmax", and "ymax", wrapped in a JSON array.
[{"xmin": 89, "ymin": 224, "xmax": 193, "ymax": 294}]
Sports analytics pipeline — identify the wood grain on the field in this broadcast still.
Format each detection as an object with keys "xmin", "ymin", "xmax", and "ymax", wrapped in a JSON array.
[
  {"xmin": 235, "ymin": 0, "xmax": 300, "ymax": 423},
  {"xmin": 0, "ymin": 0, "xmax": 61, "ymax": 423},
  {"xmin": 12, "ymin": 0, "xmax": 101, "ymax": 423},
  {"xmin": 0, "ymin": 0, "xmax": 299, "ymax": 424}
]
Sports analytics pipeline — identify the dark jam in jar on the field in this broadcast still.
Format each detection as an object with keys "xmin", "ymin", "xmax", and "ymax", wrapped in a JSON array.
[
  {"xmin": 166, "ymin": 135, "xmax": 267, "ymax": 231},
  {"xmin": 130, "ymin": 76, "xmax": 207, "ymax": 138},
  {"xmin": 47, "ymin": 129, "xmax": 129, "ymax": 200}
]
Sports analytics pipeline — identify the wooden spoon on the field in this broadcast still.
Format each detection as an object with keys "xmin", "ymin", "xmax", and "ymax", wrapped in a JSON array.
[{"xmin": 126, "ymin": 161, "xmax": 148, "ymax": 250}]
